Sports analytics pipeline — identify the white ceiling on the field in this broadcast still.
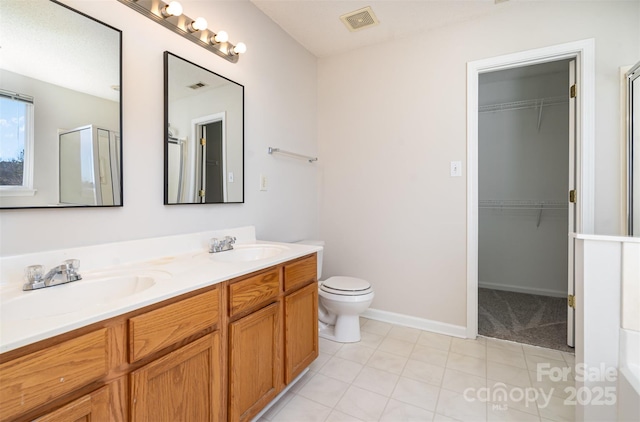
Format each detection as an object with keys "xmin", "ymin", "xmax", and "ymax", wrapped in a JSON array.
[
  {"xmin": 168, "ymin": 53, "xmax": 235, "ymax": 102},
  {"xmin": 0, "ymin": 0, "xmax": 120, "ymax": 102},
  {"xmin": 250, "ymin": 0, "xmax": 514, "ymax": 58}
]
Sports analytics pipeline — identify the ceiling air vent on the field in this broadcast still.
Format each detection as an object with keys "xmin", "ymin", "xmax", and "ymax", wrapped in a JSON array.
[
  {"xmin": 340, "ymin": 6, "xmax": 379, "ymax": 32},
  {"xmin": 188, "ymin": 82, "xmax": 207, "ymax": 90}
]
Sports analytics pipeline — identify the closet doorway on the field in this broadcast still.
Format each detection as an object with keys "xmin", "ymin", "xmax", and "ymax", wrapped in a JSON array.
[
  {"xmin": 477, "ymin": 60, "xmax": 574, "ymax": 352},
  {"xmin": 466, "ymin": 40, "xmax": 595, "ymax": 354}
]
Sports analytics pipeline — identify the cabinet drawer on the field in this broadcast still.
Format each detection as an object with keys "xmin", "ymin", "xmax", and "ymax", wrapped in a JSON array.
[
  {"xmin": 284, "ymin": 254, "xmax": 317, "ymax": 293},
  {"xmin": 229, "ymin": 268, "xmax": 280, "ymax": 317},
  {"xmin": 0, "ymin": 328, "xmax": 109, "ymax": 422},
  {"xmin": 129, "ymin": 288, "xmax": 219, "ymax": 363}
]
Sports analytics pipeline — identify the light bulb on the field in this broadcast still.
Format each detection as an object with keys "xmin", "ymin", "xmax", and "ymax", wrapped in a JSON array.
[
  {"xmin": 161, "ymin": 1, "xmax": 182, "ymax": 17},
  {"xmin": 188, "ymin": 17, "xmax": 208, "ymax": 32},
  {"xmin": 213, "ymin": 31, "xmax": 229, "ymax": 43},
  {"xmin": 232, "ymin": 42, "xmax": 247, "ymax": 55}
]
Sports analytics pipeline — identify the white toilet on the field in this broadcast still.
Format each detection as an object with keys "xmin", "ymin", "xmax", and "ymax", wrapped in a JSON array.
[{"xmin": 297, "ymin": 240, "xmax": 374, "ymax": 343}]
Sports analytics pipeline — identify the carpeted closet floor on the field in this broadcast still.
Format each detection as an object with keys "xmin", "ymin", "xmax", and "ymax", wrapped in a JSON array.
[{"xmin": 478, "ymin": 288, "xmax": 574, "ymax": 353}]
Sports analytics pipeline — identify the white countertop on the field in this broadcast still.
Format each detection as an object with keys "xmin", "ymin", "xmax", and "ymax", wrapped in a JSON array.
[{"xmin": 0, "ymin": 227, "xmax": 321, "ymax": 354}]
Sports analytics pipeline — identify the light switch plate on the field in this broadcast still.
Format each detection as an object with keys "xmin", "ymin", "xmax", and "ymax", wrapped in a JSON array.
[
  {"xmin": 450, "ymin": 161, "xmax": 462, "ymax": 177},
  {"xmin": 259, "ymin": 174, "xmax": 268, "ymax": 191}
]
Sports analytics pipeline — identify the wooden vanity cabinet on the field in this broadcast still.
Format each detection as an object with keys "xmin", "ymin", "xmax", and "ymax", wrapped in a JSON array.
[
  {"xmin": 227, "ymin": 268, "xmax": 283, "ymax": 422},
  {"xmin": 283, "ymin": 254, "xmax": 319, "ymax": 384},
  {"xmin": 1, "ymin": 253, "xmax": 318, "ymax": 422},
  {"xmin": 227, "ymin": 254, "xmax": 319, "ymax": 422},
  {"xmin": 128, "ymin": 288, "xmax": 223, "ymax": 422}
]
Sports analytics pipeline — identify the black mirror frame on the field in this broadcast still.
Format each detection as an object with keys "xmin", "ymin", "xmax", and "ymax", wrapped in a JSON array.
[{"xmin": 163, "ymin": 51, "xmax": 245, "ymax": 205}]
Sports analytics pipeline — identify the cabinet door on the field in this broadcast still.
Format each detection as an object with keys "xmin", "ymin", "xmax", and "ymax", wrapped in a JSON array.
[
  {"xmin": 284, "ymin": 282, "xmax": 319, "ymax": 384},
  {"xmin": 34, "ymin": 385, "xmax": 110, "ymax": 422},
  {"xmin": 130, "ymin": 332, "xmax": 222, "ymax": 422},
  {"xmin": 229, "ymin": 302, "xmax": 282, "ymax": 422}
]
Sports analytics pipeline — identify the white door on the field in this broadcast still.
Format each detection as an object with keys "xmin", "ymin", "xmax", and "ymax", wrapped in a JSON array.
[{"xmin": 567, "ymin": 59, "xmax": 578, "ymax": 347}]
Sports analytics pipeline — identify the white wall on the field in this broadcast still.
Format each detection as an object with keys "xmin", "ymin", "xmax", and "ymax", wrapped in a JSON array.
[
  {"xmin": 478, "ymin": 69, "xmax": 569, "ymax": 297},
  {"xmin": 0, "ymin": 70, "xmax": 119, "ymax": 207},
  {"xmin": 318, "ymin": 1, "xmax": 640, "ymax": 327},
  {"xmin": 0, "ymin": 0, "xmax": 319, "ymax": 256}
]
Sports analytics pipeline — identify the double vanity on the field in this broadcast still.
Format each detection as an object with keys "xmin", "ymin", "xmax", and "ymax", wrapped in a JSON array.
[{"xmin": 0, "ymin": 227, "xmax": 321, "ymax": 421}]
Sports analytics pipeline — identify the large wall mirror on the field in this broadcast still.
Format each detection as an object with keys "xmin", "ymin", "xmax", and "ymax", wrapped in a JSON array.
[
  {"xmin": 164, "ymin": 52, "xmax": 244, "ymax": 204},
  {"xmin": 0, "ymin": 0, "xmax": 122, "ymax": 209},
  {"xmin": 627, "ymin": 61, "xmax": 639, "ymax": 236}
]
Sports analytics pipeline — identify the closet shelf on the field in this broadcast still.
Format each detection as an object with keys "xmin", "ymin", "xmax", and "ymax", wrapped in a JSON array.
[
  {"xmin": 478, "ymin": 95, "xmax": 568, "ymax": 113},
  {"xmin": 479, "ymin": 199, "xmax": 568, "ymax": 210},
  {"xmin": 479, "ymin": 95, "xmax": 569, "ymax": 132},
  {"xmin": 479, "ymin": 199, "xmax": 568, "ymax": 228}
]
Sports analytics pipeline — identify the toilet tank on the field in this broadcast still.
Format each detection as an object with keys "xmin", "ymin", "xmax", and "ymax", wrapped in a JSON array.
[{"xmin": 295, "ymin": 240, "xmax": 324, "ymax": 279}]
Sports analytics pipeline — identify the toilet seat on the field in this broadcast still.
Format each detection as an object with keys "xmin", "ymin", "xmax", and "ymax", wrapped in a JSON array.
[{"xmin": 320, "ymin": 276, "xmax": 372, "ymax": 296}]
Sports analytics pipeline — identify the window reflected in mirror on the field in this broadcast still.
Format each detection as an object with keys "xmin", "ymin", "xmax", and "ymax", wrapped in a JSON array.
[
  {"xmin": 0, "ymin": 0, "xmax": 122, "ymax": 208},
  {"xmin": 164, "ymin": 52, "xmax": 244, "ymax": 204}
]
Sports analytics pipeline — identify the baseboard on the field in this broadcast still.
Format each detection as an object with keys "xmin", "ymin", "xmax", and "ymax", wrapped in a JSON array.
[
  {"xmin": 362, "ymin": 308, "xmax": 467, "ymax": 339},
  {"xmin": 478, "ymin": 281, "xmax": 566, "ymax": 298}
]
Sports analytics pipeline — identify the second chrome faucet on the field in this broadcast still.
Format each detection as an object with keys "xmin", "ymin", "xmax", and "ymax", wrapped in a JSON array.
[{"xmin": 209, "ymin": 236, "xmax": 236, "ymax": 253}]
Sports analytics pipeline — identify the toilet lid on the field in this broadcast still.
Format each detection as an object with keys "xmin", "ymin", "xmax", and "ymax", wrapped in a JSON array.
[{"xmin": 321, "ymin": 276, "xmax": 371, "ymax": 293}]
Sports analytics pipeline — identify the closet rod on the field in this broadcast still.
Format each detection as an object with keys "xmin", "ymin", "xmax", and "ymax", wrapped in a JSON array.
[{"xmin": 268, "ymin": 147, "xmax": 318, "ymax": 163}]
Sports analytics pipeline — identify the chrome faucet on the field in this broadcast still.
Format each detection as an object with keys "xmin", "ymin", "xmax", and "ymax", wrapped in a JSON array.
[
  {"xmin": 23, "ymin": 259, "xmax": 82, "ymax": 291},
  {"xmin": 209, "ymin": 236, "xmax": 236, "ymax": 253}
]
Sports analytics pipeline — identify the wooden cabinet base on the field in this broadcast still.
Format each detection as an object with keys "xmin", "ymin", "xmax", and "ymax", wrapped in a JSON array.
[
  {"xmin": 285, "ymin": 282, "xmax": 319, "ymax": 384},
  {"xmin": 130, "ymin": 332, "xmax": 222, "ymax": 421},
  {"xmin": 228, "ymin": 302, "xmax": 282, "ymax": 422}
]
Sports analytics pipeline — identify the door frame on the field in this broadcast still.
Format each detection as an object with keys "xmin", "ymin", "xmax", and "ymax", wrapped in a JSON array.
[
  {"xmin": 466, "ymin": 39, "xmax": 596, "ymax": 339},
  {"xmin": 190, "ymin": 112, "xmax": 227, "ymax": 202}
]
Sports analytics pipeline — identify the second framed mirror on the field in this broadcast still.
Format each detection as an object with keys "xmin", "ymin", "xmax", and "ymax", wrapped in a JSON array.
[{"xmin": 164, "ymin": 52, "xmax": 244, "ymax": 204}]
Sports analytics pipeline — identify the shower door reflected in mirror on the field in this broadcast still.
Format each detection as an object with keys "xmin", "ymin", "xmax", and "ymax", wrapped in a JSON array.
[
  {"xmin": 164, "ymin": 52, "xmax": 244, "ymax": 204},
  {"xmin": 628, "ymin": 62, "xmax": 640, "ymax": 236},
  {"xmin": 59, "ymin": 125, "xmax": 121, "ymax": 206}
]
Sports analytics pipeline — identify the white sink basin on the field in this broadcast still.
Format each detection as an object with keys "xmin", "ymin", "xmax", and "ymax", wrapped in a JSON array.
[
  {"xmin": 2, "ymin": 272, "xmax": 163, "ymax": 321},
  {"xmin": 208, "ymin": 244, "xmax": 289, "ymax": 263}
]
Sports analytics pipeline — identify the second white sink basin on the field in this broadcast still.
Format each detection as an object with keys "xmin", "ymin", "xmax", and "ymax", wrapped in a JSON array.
[
  {"xmin": 2, "ymin": 272, "xmax": 161, "ymax": 321},
  {"xmin": 208, "ymin": 244, "xmax": 289, "ymax": 263}
]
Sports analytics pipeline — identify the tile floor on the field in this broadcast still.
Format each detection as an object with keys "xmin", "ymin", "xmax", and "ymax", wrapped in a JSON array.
[{"xmin": 258, "ymin": 318, "xmax": 577, "ymax": 422}]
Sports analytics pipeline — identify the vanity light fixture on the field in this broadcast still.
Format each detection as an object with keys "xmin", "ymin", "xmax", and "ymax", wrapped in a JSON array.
[
  {"xmin": 211, "ymin": 30, "xmax": 229, "ymax": 44},
  {"xmin": 187, "ymin": 17, "xmax": 207, "ymax": 32},
  {"xmin": 232, "ymin": 42, "xmax": 247, "ymax": 55},
  {"xmin": 161, "ymin": 1, "xmax": 183, "ymax": 18},
  {"xmin": 117, "ymin": 0, "xmax": 246, "ymax": 63}
]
